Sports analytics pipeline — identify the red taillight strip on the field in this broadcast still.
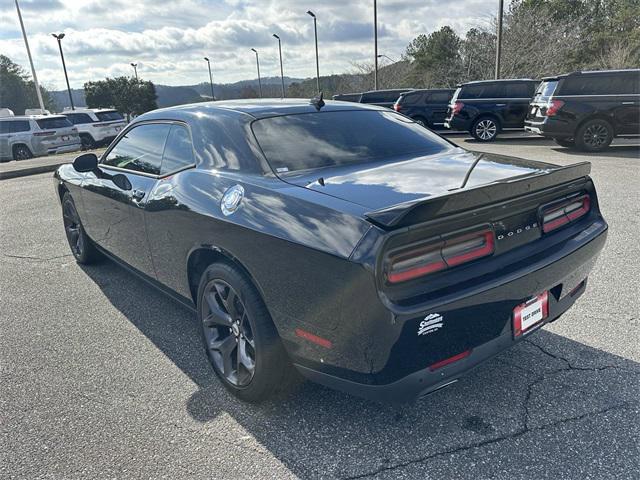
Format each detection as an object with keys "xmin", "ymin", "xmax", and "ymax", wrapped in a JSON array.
[
  {"xmin": 429, "ymin": 350, "xmax": 472, "ymax": 371},
  {"xmin": 542, "ymin": 195, "xmax": 590, "ymax": 233},
  {"xmin": 442, "ymin": 231, "xmax": 494, "ymax": 267},
  {"xmin": 387, "ymin": 259, "xmax": 446, "ymax": 283},
  {"xmin": 294, "ymin": 328, "xmax": 332, "ymax": 349}
]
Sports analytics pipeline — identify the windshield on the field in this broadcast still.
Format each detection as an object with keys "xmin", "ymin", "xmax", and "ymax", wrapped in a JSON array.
[
  {"xmin": 252, "ymin": 110, "xmax": 452, "ymax": 173},
  {"xmin": 534, "ymin": 80, "xmax": 558, "ymax": 100},
  {"xmin": 96, "ymin": 111, "xmax": 124, "ymax": 122},
  {"xmin": 35, "ymin": 117, "xmax": 73, "ymax": 130}
]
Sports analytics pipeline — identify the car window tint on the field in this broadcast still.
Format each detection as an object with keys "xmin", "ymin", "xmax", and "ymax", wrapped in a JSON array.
[
  {"xmin": 560, "ymin": 75, "xmax": 629, "ymax": 95},
  {"xmin": 609, "ymin": 73, "xmax": 639, "ymax": 94},
  {"xmin": 0, "ymin": 120, "xmax": 30, "ymax": 134},
  {"xmin": 252, "ymin": 110, "xmax": 451, "ymax": 172},
  {"xmin": 66, "ymin": 113, "xmax": 93, "ymax": 125},
  {"xmin": 460, "ymin": 83, "xmax": 504, "ymax": 99},
  {"xmin": 161, "ymin": 124, "xmax": 195, "ymax": 174},
  {"xmin": 96, "ymin": 111, "xmax": 124, "ymax": 122},
  {"xmin": 535, "ymin": 80, "xmax": 558, "ymax": 99},
  {"xmin": 36, "ymin": 117, "xmax": 72, "ymax": 129},
  {"xmin": 505, "ymin": 82, "xmax": 533, "ymax": 98},
  {"xmin": 429, "ymin": 92, "xmax": 451, "ymax": 103},
  {"xmin": 103, "ymin": 123, "xmax": 170, "ymax": 175}
]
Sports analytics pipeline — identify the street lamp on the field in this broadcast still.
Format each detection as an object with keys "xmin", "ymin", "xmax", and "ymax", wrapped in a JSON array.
[
  {"xmin": 307, "ymin": 10, "xmax": 320, "ymax": 93},
  {"xmin": 377, "ymin": 54, "xmax": 396, "ymax": 63},
  {"xmin": 204, "ymin": 57, "xmax": 215, "ymax": 101},
  {"xmin": 250, "ymin": 48, "xmax": 262, "ymax": 98},
  {"xmin": 272, "ymin": 34, "xmax": 285, "ymax": 98},
  {"xmin": 51, "ymin": 32, "xmax": 74, "ymax": 110},
  {"xmin": 130, "ymin": 63, "xmax": 138, "ymax": 81},
  {"xmin": 373, "ymin": 0, "xmax": 378, "ymax": 90}
]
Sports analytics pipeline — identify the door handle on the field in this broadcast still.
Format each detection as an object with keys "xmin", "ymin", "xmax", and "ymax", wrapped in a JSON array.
[{"xmin": 132, "ymin": 189, "xmax": 146, "ymax": 201}]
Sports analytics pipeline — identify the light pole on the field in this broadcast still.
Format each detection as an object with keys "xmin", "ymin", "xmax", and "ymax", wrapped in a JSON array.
[
  {"xmin": 15, "ymin": 0, "xmax": 45, "ymax": 112},
  {"xmin": 272, "ymin": 34, "xmax": 285, "ymax": 98},
  {"xmin": 307, "ymin": 10, "xmax": 320, "ymax": 93},
  {"xmin": 130, "ymin": 63, "xmax": 138, "ymax": 81},
  {"xmin": 373, "ymin": 0, "xmax": 378, "ymax": 90},
  {"xmin": 204, "ymin": 57, "xmax": 215, "ymax": 101},
  {"xmin": 52, "ymin": 33, "xmax": 74, "ymax": 110},
  {"xmin": 377, "ymin": 54, "xmax": 396, "ymax": 63},
  {"xmin": 250, "ymin": 48, "xmax": 263, "ymax": 98},
  {"xmin": 495, "ymin": 0, "xmax": 504, "ymax": 79}
]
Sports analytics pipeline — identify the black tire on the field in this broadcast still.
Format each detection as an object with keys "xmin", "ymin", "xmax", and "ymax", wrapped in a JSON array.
[
  {"xmin": 13, "ymin": 144, "xmax": 33, "ymax": 160},
  {"xmin": 553, "ymin": 138, "xmax": 575, "ymax": 148},
  {"xmin": 471, "ymin": 117, "xmax": 500, "ymax": 142},
  {"xmin": 575, "ymin": 119, "xmax": 613, "ymax": 152},
  {"xmin": 197, "ymin": 262, "xmax": 295, "ymax": 402},
  {"xmin": 413, "ymin": 116, "xmax": 429, "ymax": 128},
  {"xmin": 80, "ymin": 134, "xmax": 96, "ymax": 151},
  {"xmin": 61, "ymin": 192, "xmax": 101, "ymax": 264}
]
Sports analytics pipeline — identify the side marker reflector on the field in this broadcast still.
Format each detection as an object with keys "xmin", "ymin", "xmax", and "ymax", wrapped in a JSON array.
[
  {"xmin": 429, "ymin": 349, "xmax": 472, "ymax": 371},
  {"xmin": 295, "ymin": 328, "xmax": 332, "ymax": 349}
]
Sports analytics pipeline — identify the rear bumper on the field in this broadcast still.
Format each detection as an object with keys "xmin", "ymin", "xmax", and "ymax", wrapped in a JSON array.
[
  {"xmin": 295, "ymin": 222, "xmax": 607, "ymax": 403},
  {"xmin": 47, "ymin": 142, "xmax": 82, "ymax": 155},
  {"xmin": 444, "ymin": 115, "xmax": 470, "ymax": 131},
  {"xmin": 525, "ymin": 118, "xmax": 574, "ymax": 139}
]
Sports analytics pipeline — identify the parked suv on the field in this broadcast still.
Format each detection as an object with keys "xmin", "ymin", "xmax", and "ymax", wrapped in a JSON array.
[
  {"xmin": 525, "ymin": 69, "xmax": 640, "ymax": 151},
  {"xmin": 0, "ymin": 113, "xmax": 81, "ymax": 162},
  {"xmin": 62, "ymin": 107, "xmax": 126, "ymax": 149},
  {"xmin": 332, "ymin": 93, "xmax": 362, "ymax": 102},
  {"xmin": 445, "ymin": 79, "xmax": 539, "ymax": 141},
  {"xmin": 393, "ymin": 89, "xmax": 455, "ymax": 128},
  {"xmin": 359, "ymin": 89, "xmax": 413, "ymax": 108}
]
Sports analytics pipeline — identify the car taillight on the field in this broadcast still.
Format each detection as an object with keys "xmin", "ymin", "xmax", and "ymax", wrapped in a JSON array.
[
  {"xmin": 393, "ymin": 103, "xmax": 401, "ymax": 112},
  {"xmin": 545, "ymin": 99, "xmax": 564, "ymax": 117},
  {"xmin": 386, "ymin": 228, "xmax": 494, "ymax": 284},
  {"xmin": 541, "ymin": 195, "xmax": 590, "ymax": 233},
  {"xmin": 452, "ymin": 101, "xmax": 464, "ymax": 114}
]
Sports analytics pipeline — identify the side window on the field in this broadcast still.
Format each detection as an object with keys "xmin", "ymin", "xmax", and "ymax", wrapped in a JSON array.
[
  {"xmin": 429, "ymin": 92, "xmax": 451, "ymax": 103},
  {"xmin": 161, "ymin": 124, "xmax": 195, "ymax": 175},
  {"xmin": 461, "ymin": 84, "xmax": 504, "ymax": 99},
  {"xmin": 505, "ymin": 82, "xmax": 531, "ymax": 98},
  {"xmin": 1, "ymin": 121, "xmax": 30, "ymax": 133},
  {"xmin": 562, "ymin": 75, "xmax": 615, "ymax": 95},
  {"xmin": 67, "ymin": 113, "xmax": 93, "ymax": 125},
  {"xmin": 609, "ymin": 73, "xmax": 640, "ymax": 95},
  {"xmin": 102, "ymin": 123, "xmax": 170, "ymax": 175}
]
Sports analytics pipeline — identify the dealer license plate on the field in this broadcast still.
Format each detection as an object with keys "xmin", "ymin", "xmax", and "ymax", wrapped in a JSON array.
[{"xmin": 513, "ymin": 291, "xmax": 548, "ymax": 337}]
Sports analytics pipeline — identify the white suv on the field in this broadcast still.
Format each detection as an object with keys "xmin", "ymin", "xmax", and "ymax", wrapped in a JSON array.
[{"xmin": 62, "ymin": 108, "xmax": 127, "ymax": 149}]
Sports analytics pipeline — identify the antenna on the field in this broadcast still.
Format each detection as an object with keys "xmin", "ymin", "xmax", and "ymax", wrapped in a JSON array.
[{"xmin": 310, "ymin": 91, "xmax": 325, "ymax": 111}]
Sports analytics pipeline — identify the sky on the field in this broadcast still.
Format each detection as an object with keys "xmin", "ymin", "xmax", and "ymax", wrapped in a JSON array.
[{"xmin": 1, "ymin": 0, "xmax": 501, "ymax": 90}]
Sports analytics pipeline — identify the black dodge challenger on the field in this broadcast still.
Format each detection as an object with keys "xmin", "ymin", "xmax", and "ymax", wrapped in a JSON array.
[{"xmin": 54, "ymin": 99, "xmax": 608, "ymax": 403}]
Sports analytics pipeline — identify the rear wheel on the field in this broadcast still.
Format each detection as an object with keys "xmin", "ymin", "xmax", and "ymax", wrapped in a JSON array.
[
  {"xmin": 13, "ymin": 144, "xmax": 33, "ymax": 160},
  {"xmin": 80, "ymin": 134, "xmax": 96, "ymax": 150},
  {"xmin": 62, "ymin": 192, "xmax": 101, "ymax": 264},
  {"xmin": 471, "ymin": 117, "xmax": 500, "ymax": 142},
  {"xmin": 553, "ymin": 138, "xmax": 575, "ymax": 148},
  {"xmin": 575, "ymin": 119, "xmax": 613, "ymax": 152},
  {"xmin": 197, "ymin": 262, "xmax": 295, "ymax": 402}
]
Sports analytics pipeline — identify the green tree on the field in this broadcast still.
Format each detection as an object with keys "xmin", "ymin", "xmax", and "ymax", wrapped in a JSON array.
[
  {"xmin": 84, "ymin": 76, "xmax": 158, "ymax": 118},
  {"xmin": 0, "ymin": 55, "xmax": 55, "ymax": 114},
  {"xmin": 405, "ymin": 26, "xmax": 464, "ymax": 87}
]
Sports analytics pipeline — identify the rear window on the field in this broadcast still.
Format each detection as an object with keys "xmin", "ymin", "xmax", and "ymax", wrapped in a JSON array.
[
  {"xmin": 535, "ymin": 80, "xmax": 559, "ymax": 99},
  {"xmin": 96, "ymin": 111, "xmax": 124, "ymax": 122},
  {"xmin": 35, "ymin": 117, "xmax": 72, "ymax": 130},
  {"xmin": 65, "ymin": 113, "xmax": 93, "ymax": 125},
  {"xmin": 252, "ymin": 110, "xmax": 452, "ymax": 173}
]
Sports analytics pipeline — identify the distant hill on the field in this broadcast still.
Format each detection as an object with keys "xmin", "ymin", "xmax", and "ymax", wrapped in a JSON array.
[{"xmin": 49, "ymin": 76, "xmax": 304, "ymax": 111}]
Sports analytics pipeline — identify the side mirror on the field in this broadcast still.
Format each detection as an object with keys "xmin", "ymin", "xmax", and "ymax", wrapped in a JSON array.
[
  {"xmin": 112, "ymin": 174, "xmax": 132, "ymax": 191},
  {"xmin": 72, "ymin": 153, "xmax": 98, "ymax": 173}
]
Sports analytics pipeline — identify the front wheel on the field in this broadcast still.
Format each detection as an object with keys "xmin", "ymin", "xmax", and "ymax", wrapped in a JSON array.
[
  {"xmin": 197, "ymin": 262, "xmax": 295, "ymax": 402},
  {"xmin": 575, "ymin": 119, "xmax": 613, "ymax": 152},
  {"xmin": 62, "ymin": 192, "xmax": 101, "ymax": 264},
  {"xmin": 471, "ymin": 117, "xmax": 500, "ymax": 142},
  {"xmin": 80, "ymin": 134, "xmax": 96, "ymax": 151}
]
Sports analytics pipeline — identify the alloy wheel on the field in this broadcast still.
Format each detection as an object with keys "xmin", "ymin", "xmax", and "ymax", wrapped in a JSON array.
[
  {"xmin": 62, "ymin": 200, "xmax": 84, "ymax": 257},
  {"xmin": 583, "ymin": 124, "xmax": 609, "ymax": 149},
  {"xmin": 14, "ymin": 146, "xmax": 31, "ymax": 160},
  {"xmin": 475, "ymin": 119, "xmax": 497, "ymax": 140},
  {"xmin": 201, "ymin": 279, "xmax": 256, "ymax": 387}
]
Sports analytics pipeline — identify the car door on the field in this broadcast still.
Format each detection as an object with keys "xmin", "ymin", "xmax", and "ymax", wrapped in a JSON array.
[
  {"xmin": 427, "ymin": 91, "xmax": 452, "ymax": 126},
  {"xmin": 80, "ymin": 122, "xmax": 171, "ymax": 277},
  {"xmin": 502, "ymin": 82, "xmax": 534, "ymax": 128},
  {"xmin": 612, "ymin": 72, "xmax": 640, "ymax": 134}
]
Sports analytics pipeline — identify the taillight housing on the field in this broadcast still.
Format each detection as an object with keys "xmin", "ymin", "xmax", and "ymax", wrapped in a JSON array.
[
  {"xmin": 452, "ymin": 101, "xmax": 464, "ymax": 115},
  {"xmin": 393, "ymin": 103, "xmax": 401, "ymax": 112},
  {"xmin": 540, "ymin": 194, "xmax": 591, "ymax": 233},
  {"xmin": 385, "ymin": 228, "xmax": 495, "ymax": 284},
  {"xmin": 545, "ymin": 99, "xmax": 564, "ymax": 117},
  {"xmin": 33, "ymin": 131, "xmax": 54, "ymax": 136}
]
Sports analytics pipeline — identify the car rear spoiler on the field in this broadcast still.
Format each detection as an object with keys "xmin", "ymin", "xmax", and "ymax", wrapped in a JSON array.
[{"xmin": 364, "ymin": 162, "xmax": 592, "ymax": 229}]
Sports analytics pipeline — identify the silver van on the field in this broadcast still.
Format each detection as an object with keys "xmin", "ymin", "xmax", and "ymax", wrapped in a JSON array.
[{"xmin": 0, "ymin": 114, "xmax": 82, "ymax": 162}]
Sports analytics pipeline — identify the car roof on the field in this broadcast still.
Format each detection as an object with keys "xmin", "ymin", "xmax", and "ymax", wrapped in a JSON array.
[
  {"xmin": 138, "ymin": 98, "xmax": 389, "ymax": 122},
  {"xmin": 458, "ymin": 78, "xmax": 537, "ymax": 86},
  {"xmin": 402, "ymin": 88, "xmax": 454, "ymax": 94},
  {"xmin": 541, "ymin": 68, "xmax": 640, "ymax": 81},
  {"xmin": 0, "ymin": 115, "xmax": 66, "ymax": 120},
  {"xmin": 362, "ymin": 88, "xmax": 412, "ymax": 94}
]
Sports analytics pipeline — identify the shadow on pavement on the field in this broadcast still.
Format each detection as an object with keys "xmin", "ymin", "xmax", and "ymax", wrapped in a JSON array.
[{"xmin": 80, "ymin": 259, "xmax": 640, "ymax": 479}]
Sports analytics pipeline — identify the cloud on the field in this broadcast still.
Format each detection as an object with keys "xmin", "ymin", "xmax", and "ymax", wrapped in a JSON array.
[{"xmin": 1, "ymin": 0, "xmax": 503, "ymax": 90}]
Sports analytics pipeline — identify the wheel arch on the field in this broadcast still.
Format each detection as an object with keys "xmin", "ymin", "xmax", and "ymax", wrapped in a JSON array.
[
  {"xmin": 575, "ymin": 114, "xmax": 615, "ymax": 135},
  {"xmin": 473, "ymin": 113, "xmax": 502, "ymax": 130}
]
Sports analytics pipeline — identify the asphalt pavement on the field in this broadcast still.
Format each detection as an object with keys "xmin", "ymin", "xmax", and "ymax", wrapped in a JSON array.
[{"xmin": 1, "ymin": 134, "xmax": 639, "ymax": 479}]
